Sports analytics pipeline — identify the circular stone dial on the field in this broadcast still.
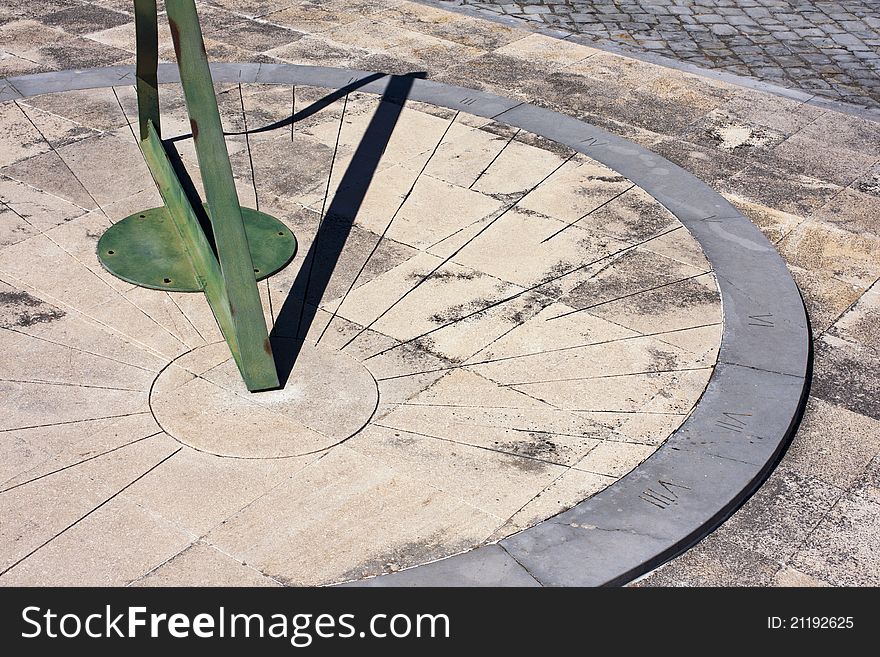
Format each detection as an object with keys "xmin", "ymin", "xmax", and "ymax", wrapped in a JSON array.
[{"xmin": 0, "ymin": 81, "xmax": 721, "ymax": 586}]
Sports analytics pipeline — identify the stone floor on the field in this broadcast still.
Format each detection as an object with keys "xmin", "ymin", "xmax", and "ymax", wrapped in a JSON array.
[
  {"xmin": 0, "ymin": 0, "xmax": 878, "ymax": 587},
  {"xmin": 431, "ymin": 0, "xmax": 880, "ymax": 109},
  {"xmin": 0, "ymin": 35, "xmax": 723, "ymax": 584}
]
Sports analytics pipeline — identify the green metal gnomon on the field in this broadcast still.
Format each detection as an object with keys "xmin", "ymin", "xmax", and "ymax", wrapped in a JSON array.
[{"xmin": 97, "ymin": 0, "xmax": 296, "ymax": 392}]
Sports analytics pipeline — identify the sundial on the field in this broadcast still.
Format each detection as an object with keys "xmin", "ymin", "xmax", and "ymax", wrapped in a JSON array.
[{"xmin": 0, "ymin": 1, "xmax": 809, "ymax": 586}]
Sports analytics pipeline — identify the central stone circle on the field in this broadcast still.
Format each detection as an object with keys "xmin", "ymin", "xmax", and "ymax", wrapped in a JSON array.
[{"xmin": 150, "ymin": 341, "xmax": 379, "ymax": 458}]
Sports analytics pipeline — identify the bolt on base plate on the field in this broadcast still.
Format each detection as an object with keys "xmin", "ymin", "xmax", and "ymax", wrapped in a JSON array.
[{"xmin": 97, "ymin": 205, "xmax": 297, "ymax": 292}]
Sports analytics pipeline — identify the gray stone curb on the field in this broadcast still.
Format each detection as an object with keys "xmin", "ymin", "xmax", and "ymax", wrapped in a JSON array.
[{"xmin": 0, "ymin": 64, "xmax": 811, "ymax": 586}]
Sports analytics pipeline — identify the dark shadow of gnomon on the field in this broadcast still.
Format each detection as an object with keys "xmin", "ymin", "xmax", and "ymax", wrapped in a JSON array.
[
  {"xmin": 162, "ymin": 72, "xmax": 394, "ymax": 262},
  {"xmin": 160, "ymin": 71, "xmax": 424, "ymax": 388},
  {"xmin": 265, "ymin": 73, "xmax": 424, "ymax": 387}
]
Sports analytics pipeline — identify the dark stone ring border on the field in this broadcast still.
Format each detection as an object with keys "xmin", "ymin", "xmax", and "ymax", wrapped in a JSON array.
[{"xmin": 0, "ymin": 63, "xmax": 811, "ymax": 587}]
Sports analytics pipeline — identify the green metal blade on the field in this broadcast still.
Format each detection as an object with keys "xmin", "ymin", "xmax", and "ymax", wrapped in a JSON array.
[
  {"xmin": 139, "ymin": 122, "xmax": 221, "ymax": 294},
  {"xmin": 101, "ymin": 0, "xmax": 293, "ymax": 392},
  {"xmin": 138, "ymin": 121, "xmax": 240, "ymax": 363},
  {"xmin": 165, "ymin": 0, "xmax": 281, "ymax": 391},
  {"xmin": 133, "ymin": 0, "xmax": 160, "ymax": 140}
]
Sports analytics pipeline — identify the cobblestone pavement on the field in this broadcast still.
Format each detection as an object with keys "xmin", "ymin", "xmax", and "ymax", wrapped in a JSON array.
[{"xmin": 433, "ymin": 0, "xmax": 880, "ymax": 108}]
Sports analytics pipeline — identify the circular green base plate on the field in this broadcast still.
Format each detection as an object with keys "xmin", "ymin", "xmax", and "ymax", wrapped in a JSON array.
[{"xmin": 97, "ymin": 206, "xmax": 297, "ymax": 292}]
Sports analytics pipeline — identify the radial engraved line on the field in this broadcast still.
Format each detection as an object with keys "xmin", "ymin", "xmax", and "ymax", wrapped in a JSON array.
[
  {"xmin": 314, "ymin": 111, "xmax": 462, "ymax": 346},
  {"xmin": 0, "ymin": 199, "xmax": 192, "ymax": 351},
  {"xmin": 290, "ymin": 85, "xmax": 295, "ymax": 141},
  {"xmin": 0, "ymin": 196, "xmax": 37, "ymax": 232},
  {"xmin": 0, "ymin": 378, "xmax": 145, "ymax": 392},
  {"xmin": 601, "ymin": 433, "xmax": 662, "ymax": 447},
  {"xmin": 491, "ymin": 426, "xmax": 593, "ymax": 439},
  {"xmin": 548, "ymin": 271, "xmax": 713, "ymax": 320},
  {"xmin": 4, "ymin": 326, "xmax": 156, "ymax": 373},
  {"xmin": 0, "ymin": 268, "xmax": 181, "ymax": 362},
  {"xmin": 373, "ymin": 423, "xmax": 571, "ymax": 469},
  {"xmin": 468, "ymin": 127, "xmax": 520, "ymax": 190},
  {"xmin": 568, "ymin": 409, "xmax": 686, "ymax": 415},
  {"xmin": 0, "ymin": 412, "xmax": 153, "ymax": 434},
  {"xmin": 12, "ymin": 101, "xmax": 110, "ymax": 219},
  {"xmin": 394, "ymin": 401, "xmax": 684, "ymax": 415},
  {"xmin": 293, "ymin": 93, "xmax": 349, "ymax": 341},
  {"xmin": 364, "ymin": 224, "xmax": 684, "ymax": 360},
  {"xmin": 127, "ymin": 542, "xmax": 196, "ymax": 588},
  {"xmin": 0, "ymin": 432, "xmax": 162, "ymax": 494},
  {"xmin": 540, "ymin": 183, "xmax": 635, "ymax": 243},
  {"xmin": 340, "ymin": 152, "xmax": 578, "ymax": 351},
  {"xmin": 385, "ymin": 415, "xmax": 597, "ymax": 441},
  {"xmin": 397, "ymin": 402, "xmax": 557, "ymax": 410},
  {"xmin": 166, "ymin": 292, "xmax": 209, "ymax": 344},
  {"xmin": 489, "ymin": 102, "xmax": 525, "ymax": 122},
  {"xmin": 0, "ymin": 172, "xmax": 93, "ymax": 218},
  {"xmin": 0, "ymin": 448, "xmax": 182, "ymax": 579},
  {"xmin": 238, "ymin": 83, "xmax": 260, "ymax": 211},
  {"xmin": 236, "ymin": 81, "xmax": 272, "ymax": 334},
  {"xmin": 374, "ymin": 321, "xmax": 722, "ymax": 380},
  {"xmin": 111, "ymin": 86, "xmax": 138, "ymax": 145},
  {"xmin": 503, "ymin": 366, "xmax": 714, "ymax": 386}
]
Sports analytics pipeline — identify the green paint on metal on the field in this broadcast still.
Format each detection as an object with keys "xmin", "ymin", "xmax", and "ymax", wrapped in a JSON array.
[
  {"xmin": 97, "ymin": 205, "xmax": 201, "ymax": 292},
  {"xmin": 137, "ymin": 120, "xmax": 244, "ymax": 379},
  {"xmin": 97, "ymin": 206, "xmax": 297, "ymax": 292},
  {"xmin": 139, "ymin": 121, "xmax": 220, "ymax": 292},
  {"xmin": 166, "ymin": 0, "xmax": 280, "ymax": 392},
  {"xmin": 97, "ymin": 0, "xmax": 296, "ymax": 392},
  {"xmin": 240, "ymin": 208, "xmax": 298, "ymax": 280},
  {"xmin": 134, "ymin": 0, "xmax": 160, "ymax": 140}
]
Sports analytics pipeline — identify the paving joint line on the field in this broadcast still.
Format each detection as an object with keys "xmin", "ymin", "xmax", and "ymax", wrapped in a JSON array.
[{"xmin": 410, "ymin": 0, "xmax": 880, "ymax": 123}]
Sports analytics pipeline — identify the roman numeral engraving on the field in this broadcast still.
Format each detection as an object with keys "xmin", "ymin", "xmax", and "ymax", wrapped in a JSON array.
[
  {"xmin": 748, "ymin": 313, "xmax": 774, "ymax": 327},
  {"xmin": 700, "ymin": 214, "xmax": 723, "ymax": 223},
  {"xmin": 579, "ymin": 136, "xmax": 608, "ymax": 148},
  {"xmin": 715, "ymin": 411, "xmax": 752, "ymax": 433},
  {"xmin": 639, "ymin": 479, "xmax": 691, "ymax": 509},
  {"xmin": 640, "ymin": 489, "xmax": 675, "ymax": 508},
  {"xmin": 460, "ymin": 97, "xmax": 476, "ymax": 106}
]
